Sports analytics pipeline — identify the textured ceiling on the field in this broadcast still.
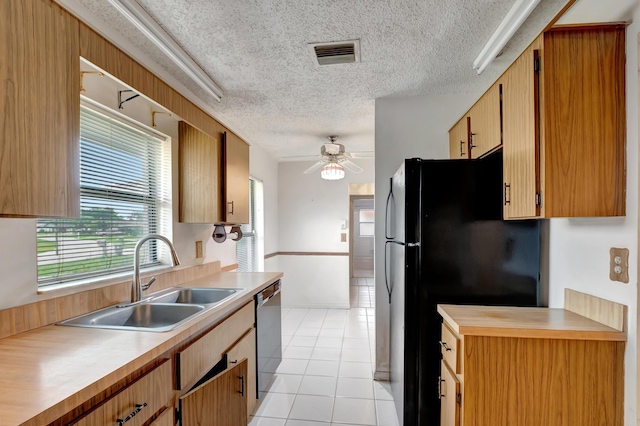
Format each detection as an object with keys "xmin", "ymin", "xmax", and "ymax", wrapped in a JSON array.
[{"xmin": 71, "ymin": 0, "xmax": 575, "ymax": 159}]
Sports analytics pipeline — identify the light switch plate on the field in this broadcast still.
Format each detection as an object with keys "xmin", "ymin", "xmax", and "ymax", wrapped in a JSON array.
[
  {"xmin": 609, "ymin": 247, "xmax": 629, "ymax": 283},
  {"xmin": 195, "ymin": 241, "xmax": 203, "ymax": 259},
  {"xmin": 340, "ymin": 233, "xmax": 347, "ymax": 242}
]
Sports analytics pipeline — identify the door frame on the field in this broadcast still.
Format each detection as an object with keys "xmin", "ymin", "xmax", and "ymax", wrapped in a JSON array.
[{"xmin": 349, "ymin": 194, "xmax": 375, "ymax": 279}]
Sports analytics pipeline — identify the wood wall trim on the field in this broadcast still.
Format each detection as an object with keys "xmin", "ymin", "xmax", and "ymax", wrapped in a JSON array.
[
  {"xmin": 0, "ymin": 261, "xmax": 222, "ymax": 339},
  {"xmin": 264, "ymin": 252, "xmax": 278, "ymax": 260},
  {"xmin": 221, "ymin": 263, "xmax": 239, "ymax": 272},
  {"xmin": 564, "ymin": 289, "xmax": 627, "ymax": 333}
]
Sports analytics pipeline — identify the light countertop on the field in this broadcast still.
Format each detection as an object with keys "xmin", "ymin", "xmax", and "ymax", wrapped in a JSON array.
[
  {"xmin": 437, "ymin": 304, "xmax": 627, "ymax": 341},
  {"xmin": 0, "ymin": 271, "xmax": 282, "ymax": 426}
]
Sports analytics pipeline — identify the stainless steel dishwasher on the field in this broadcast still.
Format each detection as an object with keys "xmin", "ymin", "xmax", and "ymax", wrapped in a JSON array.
[{"xmin": 255, "ymin": 280, "xmax": 282, "ymax": 397}]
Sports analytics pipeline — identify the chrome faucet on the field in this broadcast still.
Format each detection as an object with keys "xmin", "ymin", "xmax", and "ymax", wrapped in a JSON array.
[{"xmin": 131, "ymin": 234, "xmax": 181, "ymax": 303}]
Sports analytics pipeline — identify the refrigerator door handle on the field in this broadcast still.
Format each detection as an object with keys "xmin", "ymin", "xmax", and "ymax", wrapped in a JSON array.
[{"xmin": 385, "ymin": 177, "xmax": 395, "ymax": 239}]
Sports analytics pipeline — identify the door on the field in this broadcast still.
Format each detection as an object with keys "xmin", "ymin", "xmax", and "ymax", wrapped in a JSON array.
[
  {"xmin": 468, "ymin": 82, "xmax": 502, "ymax": 159},
  {"xmin": 226, "ymin": 329, "xmax": 257, "ymax": 416},
  {"xmin": 439, "ymin": 360, "xmax": 460, "ymax": 426},
  {"xmin": 223, "ymin": 131, "xmax": 250, "ymax": 224},
  {"xmin": 351, "ymin": 197, "xmax": 375, "ymax": 279},
  {"xmin": 502, "ymin": 37, "xmax": 542, "ymax": 219},
  {"xmin": 448, "ymin": 118, "xmax": 469, "ymax": 159},
  {"xmin": 180, "ymin": 359, "xmax": 248, "ymax": 426}
]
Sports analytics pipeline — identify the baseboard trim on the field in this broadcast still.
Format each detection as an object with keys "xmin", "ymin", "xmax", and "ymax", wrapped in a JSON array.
[{"xmin": 374, "ymin": 370, "xmax": 390, "ymax": 381}]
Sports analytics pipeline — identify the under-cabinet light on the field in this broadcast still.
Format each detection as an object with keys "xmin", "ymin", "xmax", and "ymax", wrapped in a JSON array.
[
  {"xmin": 106, "ymin": 0, "xmax": 224, "ymax": 102},
  {"xmin": 472, "ymin": 0, "xmax": 542, "ymax": 75}
]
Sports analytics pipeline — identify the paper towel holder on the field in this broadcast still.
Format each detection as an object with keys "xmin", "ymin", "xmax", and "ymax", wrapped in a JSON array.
[{"xmin": 212, "ymin": 225, "xmax": 243, "ymax": 243}]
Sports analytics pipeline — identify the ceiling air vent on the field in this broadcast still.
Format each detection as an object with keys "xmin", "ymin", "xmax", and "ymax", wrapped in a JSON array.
[{"xmin": 308, "ymin": 40, "xmax": 361, "ymax": 66}]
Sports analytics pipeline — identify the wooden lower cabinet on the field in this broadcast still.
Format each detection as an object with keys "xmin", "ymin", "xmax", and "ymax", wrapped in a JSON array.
[
  {"xmin": 71, "ymin": 360, "xmax": 172, "ymax": 426},
  {"xmin": 226, "ymin": 328, "xmax": 258, "ymax": 416},
  {"xmin": 149, "ymin": 408, "xmax": 175, "ymax": 426},
  {"xmin": 439, "ymin": 360, "xmax": 460, "ymax": 426},
  {"xmin": 179, "ymin": 359, "xmax": 248, "ymax": 426}
]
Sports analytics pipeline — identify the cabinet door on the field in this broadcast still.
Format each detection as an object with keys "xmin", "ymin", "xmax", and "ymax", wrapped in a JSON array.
[
  {"xmin": 149, "ymin": 408, "xmax": 174, "ymax": 426},
  {"xmin": 180, "ymin": 358, "xmax": 248, "ymax": 426},
  {"xmin": 223, "ymin": 132, "xmax": 250, "ymax": 224},
  {"xmin": 0, "ymin": 0, "xmax": 80, "ymax": 217},
  {"xmin": 448, "ymin": 118, "xmax": 469, "ymax": 159},
  {"xmin": 468, "ymin": 83, "xmax": 502, "ymax": 159},
  {"xmin": 178, "ymin": 121, "xmax": 223, "ymax": 223},
  {"xmin": 440, "ymin": 360, "xmax": 460, "ymax": 426},
  {"xmin": 226, "ymin": 328, "xmax": 257, "ymax": 416},
  {"xmin": 502, "ymin": 37, "xmax": 542, "ymax": 219}
]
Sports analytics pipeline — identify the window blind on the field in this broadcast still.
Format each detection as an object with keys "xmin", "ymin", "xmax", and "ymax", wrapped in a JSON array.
[
  {"xmin": 237, "ymin": 179, "xmax": 258, "ymax": 272},
  {"xmin": 37, "ymin": 105, "xmax": 171, "ymax": 286}
]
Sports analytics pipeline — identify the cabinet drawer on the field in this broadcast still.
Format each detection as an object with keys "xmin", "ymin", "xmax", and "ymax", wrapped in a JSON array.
[
  {"xmin": 149, "ymin": 407, "xmax": 174, "ymax": 426},
  {"xmin": 441, "ymin": 323, "xmax": 460, "ymax": 374},
  {"xmin": 176, "ymin": 301, "xmax": 254, "ymax": 390},
  {"xmin": 73, "ymin": 360, "xmax": 172, "ymax": 426}
]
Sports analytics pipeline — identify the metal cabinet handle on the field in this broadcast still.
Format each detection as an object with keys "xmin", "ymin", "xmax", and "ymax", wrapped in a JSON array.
[
  {"xmin": 228, "ymin": 201, "xmax": 234, "ymax": 215},
  {"xmin": 116, "ymin": 403, "xmax": 147, "ymax": 425},
  {"xmin": 438, "ymin": 377, "xmax": 445, "ymax": 399},
  {"xmin": 439, "ymin": 341, "xmax": 452, "ymax": 351},
  {"xmin": 469, "ymin": 132, "xmax": 477, "ymax": 149},
  {"xmin": 504, "ymin": 183, "xmax": 511, "ymax": 205},
  {"xmin": 459, "ymin": 140, "xmax": 465, "ymax": 157},
  {"xmin": 239, "ymin": 375, "xmax": 245, "ymax": 396}
]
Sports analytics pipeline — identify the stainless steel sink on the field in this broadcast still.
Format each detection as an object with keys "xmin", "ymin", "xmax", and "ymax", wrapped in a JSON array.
[
  {"xmin": 58, "ymin": 303, "xmax": 205, "ymax": 332},
  {"xmin": 149, "ymin": 287, "xmax": 241, "ymax": 306}
]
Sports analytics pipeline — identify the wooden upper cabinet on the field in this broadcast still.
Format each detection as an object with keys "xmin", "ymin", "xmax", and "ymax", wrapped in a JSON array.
[
  {"xmin": 502, "ymin": 36, "xmax": 542, "ymax": 219},
  {"xmin": 448, "ymin": 118, "xmax": 469, "ymax": 159},
  {"xmin": 0, "ymin": 0, "xmax": 80, "ymax": 217},
  {"xmin": 178, "ymin": 121, "xmax": 223, "ymax": 223},
  {"xmin": 502, "ymin": 25, "xmax": 626, "ymax": 219},
  {"xmin": 223, "ymin": 132, "xmax": 250, "ymax": 224},
  {"xmin": 468, "ymin": 82, "xmax": 502, "ymax": 159}
]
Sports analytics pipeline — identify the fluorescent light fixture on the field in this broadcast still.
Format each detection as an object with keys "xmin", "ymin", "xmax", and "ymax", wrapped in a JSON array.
[
  {"xmin": 106, "ymin": 0, "xmax": 224, "ymax": 102},
  {"xmin": 472, "ymin": 0, "xmax": 542, "ymax": 75}
]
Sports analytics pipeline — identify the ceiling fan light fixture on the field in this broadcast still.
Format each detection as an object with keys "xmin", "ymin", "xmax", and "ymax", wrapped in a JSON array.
[{"xmin": 321, "ymin": 163, "xmax": 345, "ymax": 180}]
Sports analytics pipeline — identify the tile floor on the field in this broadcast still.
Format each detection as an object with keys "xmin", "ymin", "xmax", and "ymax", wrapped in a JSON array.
[
  {"xmin": 349, "ymin": 277, "xmax": 375, "ymax": 309},
  {"xmin": 250, "ymin": 304, "xmax": 398, "ymax": 426}
]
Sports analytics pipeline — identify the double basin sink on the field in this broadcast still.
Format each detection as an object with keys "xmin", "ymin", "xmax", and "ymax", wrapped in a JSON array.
[{"xmin": 58, "ymin": 287, "xmax": 242, "ymax": 332}]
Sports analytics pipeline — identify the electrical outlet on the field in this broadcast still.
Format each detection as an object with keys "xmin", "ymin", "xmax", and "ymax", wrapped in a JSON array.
[
  {"xmin": 195, "ymin": 241, "xmax": 203, "ymax": 259},
  {"xmin": 609, "ymin": 247, "xmax": 629, "ymax": 283}
]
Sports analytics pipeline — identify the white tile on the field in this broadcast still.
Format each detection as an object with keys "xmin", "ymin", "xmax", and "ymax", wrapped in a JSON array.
[
  {"xmin": 289, "ymin": 395, "xmax": 334, "ymax": 422},
  {"xmin": 289, "ymin": 336, "xmax": 318, "ymax": 347},
  {"xmin": 319, "ymin": 328, "xmax": 344, "ymax": 338},
  {"xmin": 249, "ymin": 416, "xmax": 287, "ymax": 426},
  {"xmin": 332, "ymin": 398, "xmax": 376, "ymax": 425},
  {"xmin": 373, "ymin": 380, "xmax": 394, "ymax": 400},
  {"xmin": 260, "ymin": 373, "xmax": 303, "ymax": 393},
  {"xmin": 275, "ymin": 359, "xmax": 309, "ymax": 375},
  {"xmin": 339, "ymin": 361, "xmax": 373, "ymax": 379},
  {"xmin": 322, "ymin": 320, "xmax": 346, "ymax": 329},
  {"xmin": 298, "ymin": 375, "xmax": 337, "ymax": 396},
  {"xmin": 376, "ymin": 400, "xmax": 400, "ymax": 426},
  {"xmin": 342, "ymin": 338, "xmax": 369, "ymax": 350},
  {"xmin": 325, "ymin": 310, "xmax": 347, "ymax": 320},
  {"xmin": 315, "ymin": 337, "xmax": 343, "ymax": 349},
  {"xmin": 282, "ymin": 335, "xmax": 293, "ymax": 347},
  {"xmin": 305, "ymin": 360, "xmax": 340, "ymax": 377},
  {"xmin": 344, "ymin": 328, "xmax": 369, "ymax": 339},
  {"xmin": 286, "ymin": 421, "xmax": 329, "ymax": 426},
  {"xmin": 336, "ymin": 377, "xmax": 374, "ymax": 399},
  {"xmin": 283, "ymin": 346, "xmax": 314, "ymax": 359},
  {"xmin": 341, "ymin": 348, "xmax": 371, "ymax": 363},
  {"xmin": 311, "ymin": 347, "xmax": 342, "ymax": 361},
  {"xmin": 301, "ymin": 319, "xmax": 324, "ymax": 328},
  {"xmin": 253, "ymin": 393, "xmax": 296, "ymax": 418},
  {"xmin": 295, "ymin": 327, "xmax": 321, "ymax": 337}
]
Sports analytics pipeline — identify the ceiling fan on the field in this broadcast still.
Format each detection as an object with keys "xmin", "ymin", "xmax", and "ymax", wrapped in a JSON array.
[{"xmin": 300, "ymin": 136, "xmax": 369, "ymax": 180}]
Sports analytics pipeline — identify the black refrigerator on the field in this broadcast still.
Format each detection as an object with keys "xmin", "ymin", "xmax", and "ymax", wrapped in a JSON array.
[{"xmin": 386, "ymin": 152, "xmax": 544, "ymax": 426}]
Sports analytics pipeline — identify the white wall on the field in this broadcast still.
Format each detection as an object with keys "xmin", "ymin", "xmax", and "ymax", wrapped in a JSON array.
[
  {"xmin": 546, "ymin": 8, "xmax": 640, "ymax": 425},
  {"xmin": 277, "ymin": 159, "xmax": 375, "ymax": 308},
  {"xmin": 373, "ymin": 94, "xmax": 476, "ymax": 376}
]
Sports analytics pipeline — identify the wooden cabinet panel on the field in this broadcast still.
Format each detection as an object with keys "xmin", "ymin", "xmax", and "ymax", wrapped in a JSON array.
[
  {"xmin": 224, "ymin": 132, "xmax": 250, "ymax": 224},
  {"xmin": 440, "ymin": 324, "xmax": 460, "ymax": 374},
  {"xmin": 176, "ymin": 302, "xmax": 254, "ymax": 390},
  {"xmin": 180, "ymin": 359, "xmax": 248, "ymax": 426},
  {"xmin": 73, "ymin": 360, "xmax": 172, "ymax": 426},
  {"xmin": 149, "ymin": 408, "xmax": 175, "ymax": 426},
  {"xmin": 226, "ymin": 328, "xmax": 257, "ymax": 416},
  {"xmin": 542, "ymin": 26, "xmax": 626, "ymax": 217},
  {"xmin": 502, "ymin": 37, "xmax": 541, "ymax": 219},
  {"xmin": 0, "ymin": 0, "xmax": 80, "ymax": 217},
  {"xmin": 469, "ymin": 83, "xmax": 502, "ymax": 159},
  {"xmin": 178, "ymin": 121, "xmax": 223, "ymax": 223},
  {"xmin": 439, "ymin": 360, "xmax": 460, "ymax": 426},
  {"xmin": 463, "ymin": 336, "xmax": 624, "ymax": 426},
  {"xmin": 448, "ymin": 118, "xmax": 469, "ymax": 159}
]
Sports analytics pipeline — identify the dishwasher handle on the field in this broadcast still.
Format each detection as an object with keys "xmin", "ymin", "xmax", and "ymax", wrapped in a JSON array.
[{"xmin": 256, "ymin": 281, "xmax": 280, "ymax": 307}]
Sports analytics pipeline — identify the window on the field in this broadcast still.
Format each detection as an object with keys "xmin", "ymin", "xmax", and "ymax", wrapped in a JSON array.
[
  {"xmin": 37, "ymin": 103, "xmax": 171, "ymax": 287},
  {"xmin": 359, "ymin": 209, "xmax": 374, "ymax": 237},
  {"xmin": 237, "ymin": 178, "xmax": 264, "ymax": 272}
]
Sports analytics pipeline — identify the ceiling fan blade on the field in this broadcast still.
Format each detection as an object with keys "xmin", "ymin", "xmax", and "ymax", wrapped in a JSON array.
[
  {"xmin": 341, "ymin": 159, "xmax": 364, "ymax": 173},
  {"xmin": 303, "ymin": 159, "xmax": 328, "ymax": 174},
  {"xmin": 280, "ymin": 154, "xmax": 322, "ymax": 162},
  {"xmin": 349, "ymin": 151, "xmax": 374, "ymax": 159}
]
